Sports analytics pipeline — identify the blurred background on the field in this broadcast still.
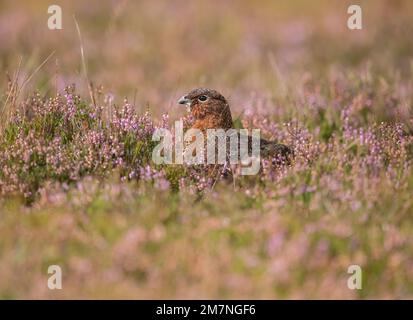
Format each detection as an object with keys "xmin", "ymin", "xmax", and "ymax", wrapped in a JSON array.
[{"xmin": 1, "ymin": 0, "xmax": 412, "ymax": 118}]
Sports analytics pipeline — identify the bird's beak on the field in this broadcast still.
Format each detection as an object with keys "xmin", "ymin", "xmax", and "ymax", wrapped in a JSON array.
[
  {"xmin": 178, "ymin": 95, "xmax": 191, "ymax": 106},
  {"xmin": 178, "ymin": 95, "xmax": 191, "ymax": 112}
]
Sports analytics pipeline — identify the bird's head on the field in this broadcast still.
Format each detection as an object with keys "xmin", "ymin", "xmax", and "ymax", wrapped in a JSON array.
[{"xmin": 178, "ymin": 88, "xmax": 233, "ymax": 130}]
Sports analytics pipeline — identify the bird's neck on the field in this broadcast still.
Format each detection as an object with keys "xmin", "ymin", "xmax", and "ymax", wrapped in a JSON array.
[
  {"xmin": 191, "ymin": 106, "xmax": 233, "ymax": 132},
  {"xmin": 192, "ymin": 117, "xmax": 233, "ymax": 133}
]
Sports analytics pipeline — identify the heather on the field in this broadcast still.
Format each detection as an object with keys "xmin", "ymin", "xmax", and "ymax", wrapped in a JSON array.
[{"xmin": 0, "ymin": 0, "xmax": 413, "ymax": 298}]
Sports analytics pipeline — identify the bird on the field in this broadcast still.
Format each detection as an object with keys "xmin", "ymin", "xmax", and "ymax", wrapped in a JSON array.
[{"xmin": 177, "ymin": 87, "xmax": 293, "ymax": 165}]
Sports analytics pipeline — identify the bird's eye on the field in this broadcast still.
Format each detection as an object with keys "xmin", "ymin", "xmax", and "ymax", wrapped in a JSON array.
[{"xmin": 198, "ymin": 95, "xmax": 208, "ymax": 102}]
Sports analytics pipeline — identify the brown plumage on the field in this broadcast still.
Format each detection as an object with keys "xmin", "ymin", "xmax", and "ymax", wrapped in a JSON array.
[
  {"xmin": 180, "ymin": 88, "xmax": 234, "ymax": 132},
  {"xmin": 178, "ymin": 88, "xmax": 293, "ymax": 163}
]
